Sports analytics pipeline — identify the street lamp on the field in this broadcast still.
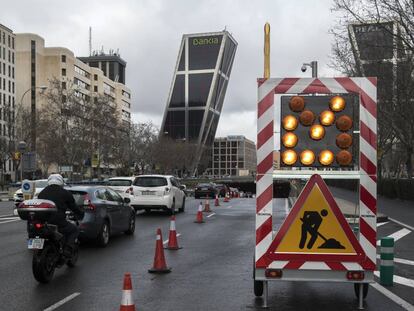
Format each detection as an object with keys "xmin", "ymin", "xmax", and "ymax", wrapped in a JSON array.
[
  {"xmin": 17, "ymin": 141, "xmax": 27, "ymax": 182},
  {"xmin": 17, "ymin": 85, "xmax": 48, "ymax": 146}
]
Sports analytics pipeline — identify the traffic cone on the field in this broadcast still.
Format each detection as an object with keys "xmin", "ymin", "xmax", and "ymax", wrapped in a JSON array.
[
  {"xmin": 194, "ymin": 202, "xmax": 205, "ymax": 223},
  {"xmin": 214, "ymin": 194, "xmax": 220, "ymax": 207},
  {"xmin": 120, "ymin": 273, "xmax": 135, "ymax": 311},
  {"xmin": 148, "ymin": 228, "xmax": 171, "ymax": 273},
  {"xmin": 204, "ymin": 197, "xmax": 211, "ymax": 212},
  {"xmin": 165, "ymin": 215, "xmax": 181, "ymax": 250},
  {"xmin": 224, "ymin": 193, "xmax": 229, "ymax": 203}
]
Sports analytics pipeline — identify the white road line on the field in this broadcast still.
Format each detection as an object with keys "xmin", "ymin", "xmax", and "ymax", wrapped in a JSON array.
[
  {"xmin": 377, "ymin": 221, "xmax": 389, "ymax": 227},
  {"xmin": 389, "ymin": 217, "xmax": 414, "ymax": 231},
  {"xmin": 376, "ymin": 255, "xmax": 414, "ymax": 266},
  {"xmin": 371, "ymin": 282, "xmax": 414, "ymax": 311},
  {"xmin": 206, "ymin": 213, "xmax": 216, "ymax": 218},
  {"xmin": 0, "ymin": 219, "xmax": 20, "ymax": 225},
  {"xmin": 43, "ymin": 292, "xmax": 81, "ymax": 311},
  {"xmin": 163, "ymin": 233, "xmax": 181, "ymax": 245},
  {"xmin": 377, "ymin": 228, "xmax": 411, "ymax": 246},
  {"xmin": 226, "ymin": 205, "xmax": 233, "ymax": 209},
  {"xmin": 374, "ymin": 271, "xmax": 414, "ymax": 289},
  {"xmin": 0, "ymin": 217, "xmax": 19, "ymax": 220},
  {"xmin": 284, "ymin": 199, "xmax": 289, "ymax": 216}
]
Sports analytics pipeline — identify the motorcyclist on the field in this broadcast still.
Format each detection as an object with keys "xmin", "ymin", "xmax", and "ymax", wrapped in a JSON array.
[{"xmin": 38, "ymin": 174, "xmax": 84, "ymax": 256}]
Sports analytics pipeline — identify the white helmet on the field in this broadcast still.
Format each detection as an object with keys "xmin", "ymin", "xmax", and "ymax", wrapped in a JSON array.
[{"xmin": 48, "ymin": 174, "xmax": 64, "ymax": 186}]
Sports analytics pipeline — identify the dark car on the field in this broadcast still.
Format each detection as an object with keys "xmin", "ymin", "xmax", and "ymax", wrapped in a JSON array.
[
  {"xmin": 215, "ymin": 184, "xmax": 229, "ymax": 197},
  {"xmin": 194, "ymin": 183, "xmax": 218, "ymax": 199},
  {"xmin": 68, "ymin": 186, "xmax": 136, "ymax": 247},
  {"xmin": 273, "ymin": 180, "xmax": 291, "ymax": 198}
]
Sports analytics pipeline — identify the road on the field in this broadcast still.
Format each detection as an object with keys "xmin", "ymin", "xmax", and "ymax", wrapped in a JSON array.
[{"xmin": 0, "ymin": 193, "xmax": 413, "ymax": 310}]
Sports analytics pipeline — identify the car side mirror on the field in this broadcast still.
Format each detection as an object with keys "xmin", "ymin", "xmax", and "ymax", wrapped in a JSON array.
[
  {"xmin": 179, "ymin": 185, "xmax": 186, "ymax": 190},
  {"xmin": 124, "ymin": 197, "xmax": 131, "ymax": 204}
]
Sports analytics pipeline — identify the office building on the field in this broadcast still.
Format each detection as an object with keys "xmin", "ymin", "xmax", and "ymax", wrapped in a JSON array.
[
  {"xmin": 15, "ymin": 33, "xmax": 132, "ymax": 151},
  {"xmin": 78, "ymin": 51, "xmax": 126, "ymax": 84},
  {"xmin": 207, "ymin": 135, "xmax": 256, "ymax": 177},
  {"xmin": 160, "ymin": 31, "xmax": 237, "ymax": 171},
  {"xmin": 0, "ymin": 24, "xmax": 16, "ymax": 182}
]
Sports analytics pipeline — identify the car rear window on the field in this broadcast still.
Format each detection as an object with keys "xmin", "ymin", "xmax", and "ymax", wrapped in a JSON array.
[
  {"xmin": 69, "ymin": 191, "xmax": 88, "ymax": 206},
  {"xmin": 35, "ymin": 180, "xmax": 48, "ymax": 188},
  {"xmin": 197, "ymin": 183, "xmax": 212, "ymax": 187},
  {"xmin": 134, "ymin": 177, "xmax": 167, "ymax": 187},
  {"xmin": 107, "ymin": 179, "xmax": 132, "ymax": 187}
]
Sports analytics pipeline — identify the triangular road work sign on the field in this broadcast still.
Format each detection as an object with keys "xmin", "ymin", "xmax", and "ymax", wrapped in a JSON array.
[{"xmin": 266, "ymin": 174, "xmax": 366, "ymax": 263}]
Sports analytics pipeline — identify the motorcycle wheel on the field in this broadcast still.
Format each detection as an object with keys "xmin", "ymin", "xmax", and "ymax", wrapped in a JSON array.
[
  {"xmin": 66, "ymin": 244, "xmax": 79, "ymax": 268},
  {"xmin": 32, "ymin": 244, "xmax": 56, "ymax": 283}
]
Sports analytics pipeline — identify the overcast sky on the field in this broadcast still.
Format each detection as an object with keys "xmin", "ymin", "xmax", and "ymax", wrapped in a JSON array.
[{"xmin": 1, "ymin": 0, "xmax": 343, "ymax": 142}]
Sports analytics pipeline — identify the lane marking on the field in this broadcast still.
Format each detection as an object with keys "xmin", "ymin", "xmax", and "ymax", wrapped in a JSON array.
[
  {"xmin": 226, "ymin": 205, "xmax": 233, "ymax": 209},
  {"xmin": 376, "ymin": 255, "xmax": 414, "ymax": 266},
  {"xmin": 206, "ymin": 213, "xmax": 216, "ymax": 218},
  {"xmin": 163, "ymin": 233, "xmax": 181, "ymax": 245},
  {"xmin": 43, "ymin": 292, "xmax": 81, "ymax": 311},
  {"xmin": 0, "ymin": 219, "xmax": 20, "ymax": 225},
  {"xmin": 389, "ymin": 217, "xmax": 414, "ymax": 231},
  {"xmin": 284, "ymin": 199, "xmax": 289, "ymax": 216},
  {"xmin": 371, "ymin": 282, "xmax": 414, "ymax": 311},
  {"xmin": 374, "ymin": 271, "xmax": 414, "ymax": 289},
  {"xmin": 377, "ymin": 228, "xmax": 411, "ymax": 246},
  {"xmin": 377, "ymin": 221, "xmax": 389, "ymax": 227}
]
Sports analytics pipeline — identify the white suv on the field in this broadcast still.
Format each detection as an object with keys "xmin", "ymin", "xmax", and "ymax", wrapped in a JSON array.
[{"xmin": 131, "ymin": 175, "xmax": 186, "ymax": 214}]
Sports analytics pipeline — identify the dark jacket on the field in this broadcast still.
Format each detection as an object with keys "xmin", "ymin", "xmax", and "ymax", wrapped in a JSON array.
[{"xmin": 38, "ymin": 184, "xmax": 84, "ymax": 227}]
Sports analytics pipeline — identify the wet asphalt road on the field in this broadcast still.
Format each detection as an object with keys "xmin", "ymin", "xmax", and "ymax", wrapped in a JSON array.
[{"xmin": 0, "ymin": 194, "xmax": 413, "ymax": 311}]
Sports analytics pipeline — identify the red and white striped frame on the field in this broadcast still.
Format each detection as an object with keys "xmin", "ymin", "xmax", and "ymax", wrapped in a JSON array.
[{"xmin": 255, "ymin": 77, "xmax": 377, "ymax": 271}]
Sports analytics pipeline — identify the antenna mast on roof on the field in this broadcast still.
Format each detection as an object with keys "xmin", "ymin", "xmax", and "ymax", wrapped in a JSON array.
[{"xmin": 89, "ymin": 26, "xmax": 92, "ymax": 56}]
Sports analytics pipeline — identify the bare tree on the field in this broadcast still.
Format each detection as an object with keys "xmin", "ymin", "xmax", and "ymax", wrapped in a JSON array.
[{"xmin": 331, "ymin": 0, "xmax": 414, "ymax": 178}]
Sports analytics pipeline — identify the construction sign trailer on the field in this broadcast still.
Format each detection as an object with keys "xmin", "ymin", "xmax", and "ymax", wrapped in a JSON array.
[{"xmin": 255, "ymin": 77, "xmax": 377, "ymax": 309}]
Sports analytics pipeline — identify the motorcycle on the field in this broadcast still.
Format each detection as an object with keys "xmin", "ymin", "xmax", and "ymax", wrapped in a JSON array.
[{"xmin": 17, "ymin": 199, "xmax": 80, "ymax": 283}]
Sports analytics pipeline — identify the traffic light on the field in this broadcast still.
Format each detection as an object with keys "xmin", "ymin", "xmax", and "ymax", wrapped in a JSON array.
[{"xmin": 280, "ymin": 94, "xmax": 357, "ymax": 168}]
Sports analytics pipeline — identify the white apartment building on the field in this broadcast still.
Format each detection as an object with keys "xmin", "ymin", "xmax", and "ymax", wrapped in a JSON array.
[
  {"xmin": 15, "ymin": 33, "xmax": 132, "ymax": 143},
  {"xmin": 0, "ymin": 24, "xmax": 16, "ymax": 183}
]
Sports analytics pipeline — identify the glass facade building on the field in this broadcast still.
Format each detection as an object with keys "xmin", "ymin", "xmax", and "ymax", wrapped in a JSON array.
[{"xmin": 161, "ymin": 31, "xmax": 237, "ymax": 171}]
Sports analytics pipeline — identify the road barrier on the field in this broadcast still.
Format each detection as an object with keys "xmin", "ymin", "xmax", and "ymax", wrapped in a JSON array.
[
  {"xmin": 380, "ymin": 237, "xmax": 394, "ymax": 286},
  {"xmin": 120, "ymin": 273, "xmax": 136, "ymax": 311},
  {"xmin": 194, "ymin": 202, "xmax": 205, "ymax": 223},
  {"xmin": 165, "ymin": 215, "xmax": 181, "ymax": 250},
  {"xmin": 148, "ymin": 228, "xmax": 171, "ymax": 274}
]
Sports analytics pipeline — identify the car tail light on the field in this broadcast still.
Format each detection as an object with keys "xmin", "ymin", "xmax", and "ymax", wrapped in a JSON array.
[
  {"xmin": 34, "ymin": 223, "xmax": 44, "ymax": 230},
  {"xmin": 346, "ymin": 271, "xmax": 365, "ymax": 280},
  {"xmin": 265, "ymin": 269, "xmax": 283, "ymax": 278},
  {"xmin": 83, "ymin": 194, "xmax": 96, "ymax": 211},
  {"xmin": 126, "ymin": 187, "xmax": 134, "ymax": 195},
  {"xmin": 164, "ymin": 187, "xmax": 170, "ymax": 195}
]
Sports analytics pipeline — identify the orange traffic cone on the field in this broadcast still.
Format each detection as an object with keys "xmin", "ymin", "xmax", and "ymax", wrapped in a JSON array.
[
  {"xmin": 204, "ymin": 197, "xmax": 211, "ymax": 212},
  {"xmin": 214, "ymin": 194, "xmax": 220, "ymax": 207},
  {"xmin": 148, "ymin": 228, "xmax": 171, "ymax": 273},
  {"xmin": 194, "ymin": 202, "xmax": 205, "ymax": 223},
  {"xmin": 120, "ymin": 273, "xmax": 136, "ymax": 311},
  {"xmin": 224, "ymin": 193, "xmax": 229, "ymax": 202},
  {"xmin": 165, "ymin": 215, "xmax": 181, "ymax": 250}
]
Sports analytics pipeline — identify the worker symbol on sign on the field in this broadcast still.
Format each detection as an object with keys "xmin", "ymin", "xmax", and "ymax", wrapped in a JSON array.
[{"xmin": 299, "ymin": 209, "xmax": 345, "ymax": 250}]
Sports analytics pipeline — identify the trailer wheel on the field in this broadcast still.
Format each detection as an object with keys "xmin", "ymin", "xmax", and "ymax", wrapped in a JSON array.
[
  {"xmin": 254, "ymin": 280, "xmax": 264, "ymax": 297},
  {"xmin": 253, "ymin": 256, "xmax": 264, "ymax": 297},
  {"xmin": 354, "ymin": 283, "xmax": 368, "ymax": 299}
]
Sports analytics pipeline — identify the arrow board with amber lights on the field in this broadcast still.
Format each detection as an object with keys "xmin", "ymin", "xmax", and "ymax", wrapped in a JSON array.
[
  {"xmin": 280, "ymin": 94, "xmax": 357, "ymax": 168},
  {"xmin": 265, "ymin": 174, "xmax": 366, "ymax": 263}
]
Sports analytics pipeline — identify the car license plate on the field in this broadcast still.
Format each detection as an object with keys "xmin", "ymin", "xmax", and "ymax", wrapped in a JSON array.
[
  {"xmin": 142, "ymin": 191, "xmax": 154, "ymax": 195},
  {"xmin": 202, "ymin": 188, "xmax": 208, "ymax": 191},
  {"xmin": 28, "ymin": 238, "xmax": 45, "ymax": 249}
]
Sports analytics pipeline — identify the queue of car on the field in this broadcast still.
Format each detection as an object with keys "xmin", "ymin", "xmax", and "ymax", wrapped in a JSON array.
[{"xmin": 15, "ymin": 174, "xmax": 187, "ymax": 247}]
